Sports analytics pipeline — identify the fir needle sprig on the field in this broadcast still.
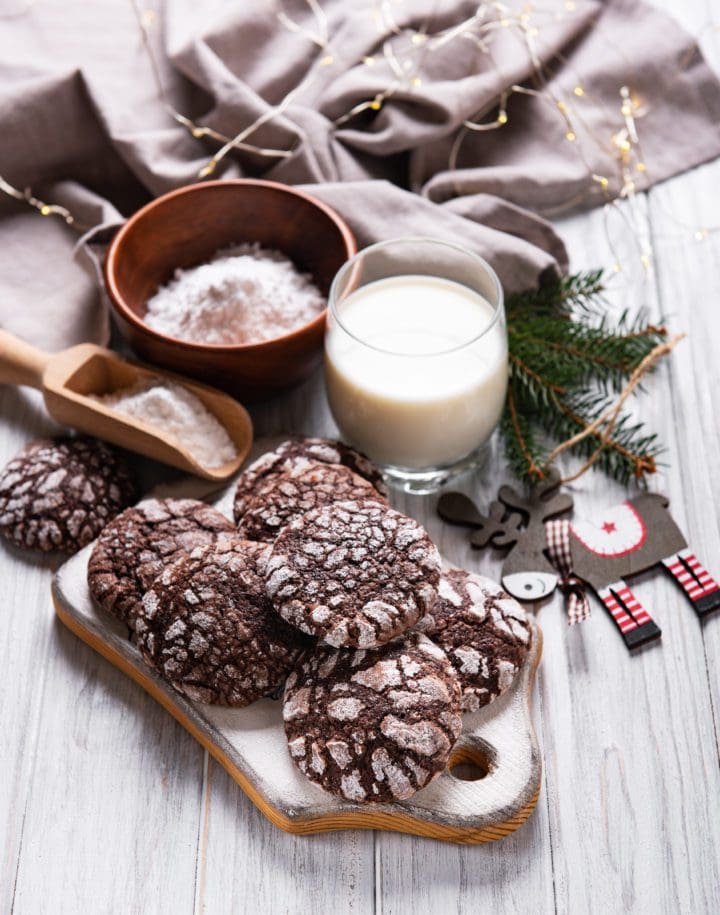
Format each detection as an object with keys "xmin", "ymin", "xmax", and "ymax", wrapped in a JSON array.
[{"xmin": 503, "ymin": 270, "xmax": 679, "ymax": 486}]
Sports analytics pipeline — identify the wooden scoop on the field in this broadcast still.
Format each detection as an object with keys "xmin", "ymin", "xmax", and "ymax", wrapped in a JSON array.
[{"xmin": 0, "ymin": 330, "xmax": 253, "ymax": 481}]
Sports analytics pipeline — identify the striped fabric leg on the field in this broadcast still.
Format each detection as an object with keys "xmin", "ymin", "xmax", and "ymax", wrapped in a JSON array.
[
  {"xmin": 613, "ymin": 583, "xmax": 653, "ymax": 627},
  {"xmin": 598, "ymin": 581, "xmax": 662, "ymax": 649},
  {"xmin": 663, "ymin": 549, "xmax": 720, "ymax": 616},
  {"xmin": 598, "ymin": 583, "xmax": 636, "ymax": 635}
]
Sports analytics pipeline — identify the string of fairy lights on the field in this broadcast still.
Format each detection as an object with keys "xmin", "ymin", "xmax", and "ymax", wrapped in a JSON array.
[{"xmin": 1, "ymin": 0, "xmax": 719, "ymax": 278}]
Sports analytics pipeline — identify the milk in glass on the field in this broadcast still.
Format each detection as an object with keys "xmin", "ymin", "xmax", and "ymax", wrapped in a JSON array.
[{"xmin": 325, "ymin": 274, "xmax": 507, "ymax": 469}]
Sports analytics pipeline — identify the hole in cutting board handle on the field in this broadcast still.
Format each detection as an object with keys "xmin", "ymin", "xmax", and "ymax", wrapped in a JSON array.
[{"xmin": 447, "ymin": 744, "xmax": 493, "ymax": 782}]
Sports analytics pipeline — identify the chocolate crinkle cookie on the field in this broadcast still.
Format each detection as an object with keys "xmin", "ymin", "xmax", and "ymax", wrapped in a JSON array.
[
  {"xmin": 236, "ymin": 458, "xmax": 386, "ymax": 543},
  {"xmin": 233, "ymin": 436, "xmax": 387, "ymax": 525},
  {"xmin": 87, "ymin": 498, "xmax": 236, "ymax": 630},
  {"xmin": 416, "ymin": 569, "xmax": 531, "ymax": 713},
  {"xmin": 0, "ymin": 436, "xmax": 136, "ymax": 554},
  {"xmin": 135, "ymin": 536, "xmax": 308, "ymax": 706},
  {"xmin": 283, "ymin": 631, "xmax": 462, "ymax": 803},
  {"xmin": 266, "ymin": 499, "xmax": 441, "ymax": 648}
]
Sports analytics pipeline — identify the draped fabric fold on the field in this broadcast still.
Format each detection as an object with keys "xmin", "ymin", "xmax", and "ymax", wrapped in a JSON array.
[{"xmin": 0, "ymin": 0, "xmax": 719, "ymax": 350}]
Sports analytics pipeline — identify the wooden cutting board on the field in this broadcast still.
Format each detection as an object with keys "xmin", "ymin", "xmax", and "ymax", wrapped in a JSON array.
[{"xmin": 51, "ymin": 447, "xmax": 543, "ymax": 845}]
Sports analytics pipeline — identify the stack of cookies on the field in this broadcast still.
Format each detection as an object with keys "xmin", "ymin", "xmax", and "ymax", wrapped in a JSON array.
[{"xmin": 86, "ymin": 437, "xmax": 532, "ymax": 805}]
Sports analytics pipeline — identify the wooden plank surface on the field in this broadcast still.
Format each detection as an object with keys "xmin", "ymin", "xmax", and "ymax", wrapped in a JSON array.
[{"xmin": 2, "ymin": 0, "xmax": 720, "ymax": 911}]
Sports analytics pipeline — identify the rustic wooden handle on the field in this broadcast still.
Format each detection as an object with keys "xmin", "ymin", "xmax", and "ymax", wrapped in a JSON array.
[{"xmin": 0, "ymin": 329, "xmax": 50, "ymax": 389}]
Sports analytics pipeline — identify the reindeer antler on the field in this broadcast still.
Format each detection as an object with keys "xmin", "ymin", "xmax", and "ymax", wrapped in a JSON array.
[
  {"xmin": 498, "ymin": 466, "xmax": 573, "ymax": 523},
  {"xmin": 437, "ymin": 492, "xmax": 522, "ymax": 548}
]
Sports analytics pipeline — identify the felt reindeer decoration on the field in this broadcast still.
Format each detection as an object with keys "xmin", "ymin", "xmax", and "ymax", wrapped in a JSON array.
[{"xmin": 438, "ymin": 473, "xmax": 720, "ymax": 651}]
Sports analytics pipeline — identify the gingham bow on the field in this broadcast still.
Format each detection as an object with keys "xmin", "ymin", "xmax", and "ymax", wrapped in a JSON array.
[{"xmin": 545, "ymin": 519, "xmax": 591, "ymax": 625}]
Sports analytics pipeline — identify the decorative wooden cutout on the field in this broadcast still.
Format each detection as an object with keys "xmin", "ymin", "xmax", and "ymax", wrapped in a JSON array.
[
  {"xmin": 565, "ymin": 493, "xmax": 720, "ymax": 648},
  {"xmin": 496, "ymin": 469, "xmax": 574, "ymax": 602},
  {"xmin": 438, "ymin": 476, "xmax": 720, "ymax": 652},
  {"xmin": 438, "ymin": 468, "xmax": 573, "ymax": 601}
]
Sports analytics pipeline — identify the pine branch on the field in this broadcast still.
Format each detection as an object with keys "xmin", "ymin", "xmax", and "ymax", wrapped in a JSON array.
[
  {"xmin": 506, "ymin": 268, "xmax": 605, "ymax": 318},
  {"xmin": 502, "ymin": 388, "xmax": 546, "ymax": 482},
  {"xmin": 502, "ymin": 270, "xmax": 672, "ymax": 486}
]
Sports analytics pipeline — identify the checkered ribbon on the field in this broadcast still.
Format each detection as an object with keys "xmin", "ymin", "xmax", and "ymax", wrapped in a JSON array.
[{"xmin": 545, "ymin": 519, "xmax": 591, "ymax": 625}]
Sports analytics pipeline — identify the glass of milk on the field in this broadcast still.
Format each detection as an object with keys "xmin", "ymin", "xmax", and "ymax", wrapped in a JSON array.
[{"xmin": 324, "ymin": 237, "xmax": 507, "ymax": 492}]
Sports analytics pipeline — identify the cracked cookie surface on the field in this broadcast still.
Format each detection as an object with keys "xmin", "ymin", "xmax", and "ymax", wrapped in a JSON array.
[
  {"xmin": 416, "ymin": 568, "xmax": 531, "ymax": 712},
  {"xmin": 87, "ymin": 498, "xmax": 235, "ymax": 630},
  {"xmin": 283, "ymin": 631, "xmax": 462, "ymax": 803},
  {"xmin": 135, "ymin": 536, "xmax": 308, "ymax": 706},
  {"xmin": 233, "ymin": 437, "xmax": 387, "ymax": 527},
  {"xmin": 236, "ymin": 459, "xmax": 386, "ymax": 543},
  {"xmin": 266, "ymin": 499, "xmax": 441, "ymax": 648},
  {"xmin": 0, "ymin": 436, "xmax": 136, "ymax": 553}
]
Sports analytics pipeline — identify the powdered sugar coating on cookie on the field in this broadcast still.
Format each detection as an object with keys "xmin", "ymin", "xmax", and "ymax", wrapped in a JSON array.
[
  {"xmin": 283, "ymin": 631, "xmax": 462, "ymax": 803},
  {"xmin": 416, "ymin": 568, "xmax": 531, "ymax": 712},
  {"xmin": 237, "ymin": 459, "xmax": 386, "ymax": 543},
  {"xmin": 87, "ymin": 498, "xmax": 235, "ymax": 630},
  {"xmin": 0, "ymin": 436, "xmax": 136, "ymax": 554},
  {"xmin": 266, "ymin": 499, "xmax": 441, "ymax": 647},
  {"xmin": 135, "ymin": 536, "xmax": 308, "ymax": 706},
  {"xmin": 233, "ymin": 436, "xmax": 387, "ymax": 524}
]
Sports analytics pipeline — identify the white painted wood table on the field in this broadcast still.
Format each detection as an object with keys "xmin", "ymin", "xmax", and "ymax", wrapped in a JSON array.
[{"xmin": 2, "ymin": 1, "xmax": 720, "ymax": 911}]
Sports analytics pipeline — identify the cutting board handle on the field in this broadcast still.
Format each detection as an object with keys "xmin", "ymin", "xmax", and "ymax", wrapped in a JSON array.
[{"xmin": 0, "ymin": 329, "xmax": 50, "ymax": 389}]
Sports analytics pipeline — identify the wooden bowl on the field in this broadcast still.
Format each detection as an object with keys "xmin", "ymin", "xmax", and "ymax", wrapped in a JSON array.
[{"xmin": 104, "ymin": 180, "xmax": 356, "ymax": 400}]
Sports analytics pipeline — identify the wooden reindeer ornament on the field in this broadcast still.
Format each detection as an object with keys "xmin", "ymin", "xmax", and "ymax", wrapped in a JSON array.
[
  {"xmin": 437, "ymin": 469, "xmax": 573, "ymax": 603},
  {"xmin": 438, "ymin": 472, "xmax": 720, "ymax": 651}
]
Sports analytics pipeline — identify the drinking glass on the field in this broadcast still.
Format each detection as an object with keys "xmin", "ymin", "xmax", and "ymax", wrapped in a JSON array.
[{"xmin": 324, "ymin": 237, "xmax": 507, "ymax": 493}]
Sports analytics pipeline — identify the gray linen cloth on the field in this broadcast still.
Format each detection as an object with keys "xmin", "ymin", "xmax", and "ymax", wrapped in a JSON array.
[{"xmin": 0, "ymin": 0, "xmax": 719, "ymax": 350}]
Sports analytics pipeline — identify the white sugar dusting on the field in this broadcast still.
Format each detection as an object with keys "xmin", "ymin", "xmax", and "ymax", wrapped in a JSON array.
[
  {"xmin": 497, "ymin": 659, "xmax": 518, "ymax": 691},
  {"xmin": 380, "ymin": 715, "xmax": 450, "ymax": 756},
  {"xmin": 143, "ymin": 243, "xmax": 325, "ymax": 344},
  {"xmin": 341, "ymin": 771, "xmax": 366, "ymax": 801},
  {"xmin": 327, "ymin": 697, "xmax": 363, "ymax": 720},
  {"xmin": 326, "ymin": 738, "xmax": 352, "ymax": 769},
  {"xmin": 95, "ymin": 378, "xmax": 237, "ymax": 469},
  {"xmin": 351, "ymin": 659, "xmax": 402, "ymax": 692},
  {"xmin": 453, "ymin": 647, "xmax": 481, "ymax": 675}
]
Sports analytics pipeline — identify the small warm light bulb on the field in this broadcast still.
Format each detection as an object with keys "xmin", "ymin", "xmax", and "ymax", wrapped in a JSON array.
[
  {"xmin": 636, "ymin": 162, "xmax": 647, "ymax": 173},
  {"xmin": 362, "ymin": 56, "xmax": 375, "ymax": 66},
  {"xmin": 411, "ymin": 32, "xmax": 427, "ymax": 45},
  {"xmin": 411, "ymin": 77, "xmax": 422, "ymax": 88},
  {"xmin": 192, "ymin": 127, "xmax": 205, "ymax": 138},
  {"xmin": 40, "ymin": 205, "xmax": 51, "ymax": 216},
  {"xmin": 199, "ymin": 161, "xmax": 217, "ymax": 178},
  {"xmin": 369, "ymin": 99, "xmax": 382, "ymax": 111},
  {"xmin": 573, "ymin": 85, "xmax": 585, "ymax": 97},
  {"xmin": 320, "ymin": 54, "xmax": 334, "ymax": 66},
  {"xmin": 565, "ymin": 0, "xmax": 576, "ymax": 9},
  {"xmin": 556, "ymin": 100, "xmax": 567, "ymax": 113},
  {"xmin": 565, "ymin": 130, "xmax": 576, "ymax": 142},
  {"xmin": 500, "ymin": 18, "xmax": 510, "ymax": 27},
  {"xmin": 593, "ymin": 174, "xmax": 609, "ymax": 189},
  {"xmin": 612, "ymin": 263, "xmax": 622, "ymax": 273},
  {"xmin": 497, "ymin": 111, "xmax": 508, "ymax": 124},
  {"xmin": 641, "ymin": 253, "xmax": 652, "ymax": 270},
  {"xmin": 695, "ymin": 228, "xmax": 708, "ymax": 241}
]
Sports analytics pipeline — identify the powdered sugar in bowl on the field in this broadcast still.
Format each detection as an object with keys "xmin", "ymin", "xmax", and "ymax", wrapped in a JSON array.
[{"xmin": 105, "ymin": 180, "xmax": 356, "ymax": 400}]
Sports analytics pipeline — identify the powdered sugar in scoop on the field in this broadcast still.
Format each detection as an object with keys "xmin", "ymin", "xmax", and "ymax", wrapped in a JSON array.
[
  {"xmin": 143, "ymin": 243, "xmax": 326, "ymax": 345},
  {"xmin": 94, "ymin": 379, "xmax": 237, "ymax": 469}
]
